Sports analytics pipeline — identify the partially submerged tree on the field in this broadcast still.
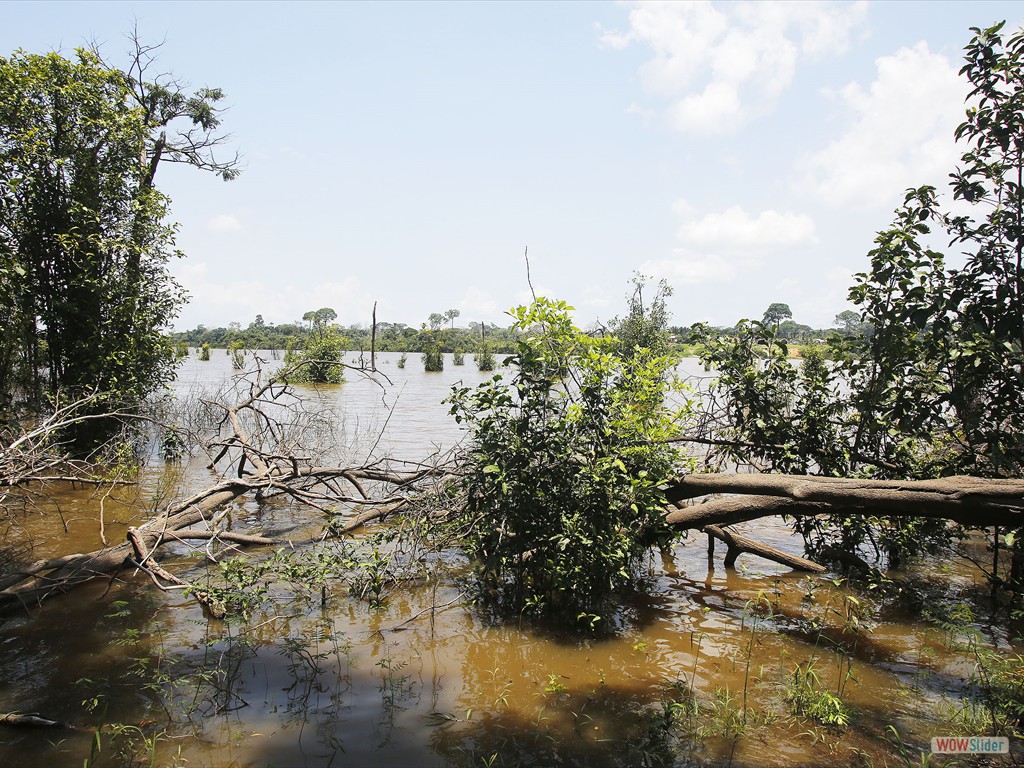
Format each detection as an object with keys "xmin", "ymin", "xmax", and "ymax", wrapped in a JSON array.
[
  {"xmin": 612, "ymin": 273, "xmax": 674, "ymax": 358},
  {"xmin": 287, "ymin": 307, "xmax": 346, "ymax": 383},
  {"xmin": 447, "ymin": 298, "xmax": 688, "ymax": 623},
  {"xmin": 0, "ymin": 39, "xmax": 239, "ymax": 436}
]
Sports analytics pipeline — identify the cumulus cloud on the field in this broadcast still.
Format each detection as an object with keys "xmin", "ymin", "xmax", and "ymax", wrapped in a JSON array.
[
  {"xmin": 642, "ymin": 200, "xmax": 817, "ymax": 286},
  {"xmin": 791, "ymin": 266, "xmax": 859, "ymax": 327},
  {"xmin": 799, "ymin": 41, "xmax": 967, "ymax": 207},
  {"xmin": 679, "ymin": 206, "xmax": 817, "ymax": 251},
  {"xmin": 207, "ymin": 213, "xmax": 243, "ymax": 233},
  {"xmin": 644, "ymin": 251, "xmax": 738, "ymax": 285},
  {"xmin": 602, "ymin": 0, "xmax": 867, "ymax": 134},
  {"xmin": 458, "ymin": 287, "xmax": 501, "ymax": 317},
  {"xmin": 578, "ymin": 285, "xmax": 612, "ymax": 310}
]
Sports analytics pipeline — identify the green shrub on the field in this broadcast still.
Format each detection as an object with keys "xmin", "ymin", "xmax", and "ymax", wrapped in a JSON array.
[
  {"xmin": 786, "ymin": 660, "xmax": 850, "ymax": 727},
  {"xmin": 447, "ymin": 298, "xmax": 688, "ymax": 622},
  {"xmin": 199, "ymin": 343, "xmax": 211, "ymax": 361},
  {"xmin": 474, "ymin": 344, "xmax": 495, "ymax": 372},
  {"xmin": 422, "ymin": 331, "xmax": 444, "ymax": 372},
  {"xmin": 284, "ymin": 329, "xmax": 346, "ymax": 383},
  {"xmin": 228, "ymin": 340, "xmax": 246, "ymax": 370}
]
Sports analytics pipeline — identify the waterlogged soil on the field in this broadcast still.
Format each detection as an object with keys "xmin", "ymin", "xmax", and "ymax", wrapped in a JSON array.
[{"xmin": 0, "ymin": 352, "xmax": 1020, "ymax": 767}]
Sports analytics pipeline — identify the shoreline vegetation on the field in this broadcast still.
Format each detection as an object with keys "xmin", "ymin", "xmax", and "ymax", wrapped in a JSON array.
[{"xmin": 169, "ymin": 312, "xmax": 841, "ymax": 361}]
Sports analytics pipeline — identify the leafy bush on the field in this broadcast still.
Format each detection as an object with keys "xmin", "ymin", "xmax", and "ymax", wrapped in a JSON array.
[
  {"xmin": 474, "ymin": 344, "xmax": 495, "ymax": 372},
  {"xmin": 422, "ymin": 329, "xmax": 444, "ymax": 372},
  {"xmin": 447, "ymin": 298, "xmax": 688, "ymax": 622},
  {"xmin": 228, "ymin": 340, "xmax": 246, "ymax": 370},
  {"xmin": 786, "ymin": 660, "xmax": 850, "ymax": 727},
  {"xmin": 284, "ymin": 329, "xmax": 346, "ymax": 383}
]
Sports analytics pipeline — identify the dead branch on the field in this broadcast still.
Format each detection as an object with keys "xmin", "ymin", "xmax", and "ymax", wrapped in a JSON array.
[
  {"xmin": 0, "ymin": 364, "xmax": 454, "ymax": 618},
  {"xmin": 0, "ymin": 712, "xmax": 92, "ymax": 731},
  {"xmin": 127, "ymin": 528, "xmax": 226, "ymax": 618},
  {"xmin": 703, "ymin": 524, "xmax": 826, "ymax": 572}
]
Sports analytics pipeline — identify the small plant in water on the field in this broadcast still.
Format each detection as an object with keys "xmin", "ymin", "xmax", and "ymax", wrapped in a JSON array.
[
  {"xmin": 228, "ymin": 340, "xmax": 246, "ymax": 370},
  {"xmin": 786, "ymin": 659, "xmax": 851, "ymax": 727},
  {"xmin": 544, "ymin": 673, "xmax": 568, "ymax": 697}
]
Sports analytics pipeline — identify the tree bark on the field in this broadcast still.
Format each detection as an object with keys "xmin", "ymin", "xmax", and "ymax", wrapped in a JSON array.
[{"xmin": 663, "ymin": 473, "xmax": 1024, "ymax": 528}]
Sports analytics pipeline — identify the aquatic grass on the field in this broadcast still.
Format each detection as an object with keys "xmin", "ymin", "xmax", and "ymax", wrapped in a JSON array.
[{"xmin": 786, "ymin": 659, "xmax": 851, "ymax": 727}]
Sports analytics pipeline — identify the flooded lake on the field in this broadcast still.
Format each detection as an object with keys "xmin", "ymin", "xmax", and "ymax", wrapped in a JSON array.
[{"xmin": 0, "ymin": 351, "xmax": 1019, "ymax": 767}]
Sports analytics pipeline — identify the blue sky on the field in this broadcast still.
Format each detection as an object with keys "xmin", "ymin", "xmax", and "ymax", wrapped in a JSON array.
[{"xmin": 3, "ymin": 1, "xmax": 1022, "ymax": 331}]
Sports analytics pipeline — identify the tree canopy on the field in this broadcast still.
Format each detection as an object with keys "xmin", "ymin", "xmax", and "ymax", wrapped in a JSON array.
[
  {"xmin": 0, "ymin": 43, "xmax": 237, "ymax": 426},
  {"xmin": 696, "ymin": 21, "xmax": 1024, "ymax": 584}
]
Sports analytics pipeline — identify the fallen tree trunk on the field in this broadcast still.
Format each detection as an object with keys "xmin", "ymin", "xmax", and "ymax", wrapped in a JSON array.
[
  {"xmin": 0, "ymin": 479, "xmax": 253, "ymax": 615},
  {"xmin": 660, "ymin": 472, "xmax": 1024, "ymax": 574},
  {"xmin": 663, "ymin": 473, "xmax": 1024, "ymax": 528}
]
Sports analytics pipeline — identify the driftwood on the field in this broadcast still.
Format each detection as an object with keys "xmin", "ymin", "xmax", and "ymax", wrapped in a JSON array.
[
  {"xmin": 0, "ymin": 712, "xmax": 91, "ymax": 731},
  {"xmin": 128, "ymin": 527, "xmax": 227, "ymax": 618}
]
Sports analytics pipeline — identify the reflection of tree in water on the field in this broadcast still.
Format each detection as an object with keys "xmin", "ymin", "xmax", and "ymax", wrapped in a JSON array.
[{"xmin": 429, "ymin": 679, "xmax": 699, "ymax": 768}]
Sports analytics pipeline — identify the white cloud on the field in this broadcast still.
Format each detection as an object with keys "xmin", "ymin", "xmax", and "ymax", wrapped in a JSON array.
[
  {"xmin": 605, "ymin": 1, "xmax": 867, "ymax": 134},
  {"xmin": 790, "ymin": 266, "xmax": 859, "ymax": 327},
  {"xmin": 678, "ymin": 205, "xmax": 817, "ymax": 250},
  {"xmin": 644, "ymin": 251, "xmax": 738, "ymax": 285},
  {"xmin": 642, "ymin": 201, "xmax": 817, "ymax": 287},
  {"xmin": 207, "ymin": 213, "xmax": 243, "ymax": 233},
  {"xmin": 578, "ymin": 285, "xmax": 612, "ymax": 310},
  {"xmin": 458, "ymin": 287, "xmax": 500, "ymax": 318},
  {"xmin": 174, "ymin": 261, "xmax": 370, "ymax": 327},
  {"xmin": 799, "ymin": 41, "xmax": 967, "ymax": 207}
]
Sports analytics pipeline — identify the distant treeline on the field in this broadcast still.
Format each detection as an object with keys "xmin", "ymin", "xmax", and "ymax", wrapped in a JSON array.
[{"xmin": 170, "ymin": 308, "xmax": 860, "ymax": 355}]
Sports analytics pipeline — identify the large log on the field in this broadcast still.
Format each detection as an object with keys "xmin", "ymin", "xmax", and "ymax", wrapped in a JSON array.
[{"xmin": 662, "ymin": 474, "xmax": 1024, "ymax": 528}]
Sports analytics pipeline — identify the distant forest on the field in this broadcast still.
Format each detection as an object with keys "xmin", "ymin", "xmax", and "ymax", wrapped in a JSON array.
[{"xmin": 170, "ymin": 303, "xmax": 864, "ymax": 355}]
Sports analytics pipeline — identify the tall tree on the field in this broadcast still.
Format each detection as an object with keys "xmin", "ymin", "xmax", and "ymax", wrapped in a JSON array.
[
  {"xmin": 0, "ymin": 42, "xmax": 238, "ymax": 428},
  {"xmin": 695, "ymin": 22, "xmax": 1024, "ymax": 580},
  {"xmin": 762, "ymin": 302, "xmax": 793, "ymax": 331}
]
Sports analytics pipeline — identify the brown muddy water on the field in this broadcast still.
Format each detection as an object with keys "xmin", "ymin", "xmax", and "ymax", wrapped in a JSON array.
[{"xmin": 0, "ymin": 351, "xmax": 1020, "ymax": 767}]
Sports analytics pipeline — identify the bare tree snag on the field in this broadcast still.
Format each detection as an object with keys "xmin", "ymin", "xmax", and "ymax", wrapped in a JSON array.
[{"xmin": 127, "ymin": 528, "xmax": 226, "ymax": 618}]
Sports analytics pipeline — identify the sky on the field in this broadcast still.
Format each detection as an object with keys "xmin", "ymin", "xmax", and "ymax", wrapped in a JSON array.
[{"xmin": 3, "ymin": 0, "xmax": 1022, "ymax": 332}]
